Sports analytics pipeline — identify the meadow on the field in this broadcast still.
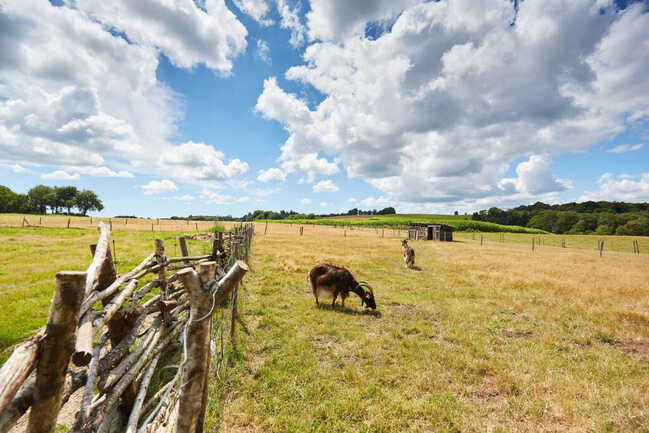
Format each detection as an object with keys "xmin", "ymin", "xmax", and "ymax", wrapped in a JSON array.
[
  {"xmin": 1, "ymin": 220, "xmax": 648, "ymax": 431},
  {"xmin": 264, "ymin": 213, "xmax": 547, "ymax": 234}
]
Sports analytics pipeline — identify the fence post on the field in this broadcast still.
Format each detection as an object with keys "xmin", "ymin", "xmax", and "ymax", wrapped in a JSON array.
[
  {"xmin": 600, "ymin": 240, "xmax": 604, "ymax": 257},
  {"xmin": 27, "ymin": 271, "xmax": 85, "ymax": 433},
  {"xmin": 155, "ymin": 239, "xmax": 169, "ymax": 325},
  {"xmin": 480, "ymin": 235, "xmax": 483, "ymax": 246},
  {"xmin": 175, "ymin": 261, "xmax": 219, "ymax": 433},
  {"xmin": 67, "ymin": 217, "xmax": 71, "ymax": 229},
  {"xmin": 264, "ymin": 221, "xmax": 268, "ymax": 235},
  {"xmin": 532, "ymin": 238, "xmax": 535, "ymax": 252}
]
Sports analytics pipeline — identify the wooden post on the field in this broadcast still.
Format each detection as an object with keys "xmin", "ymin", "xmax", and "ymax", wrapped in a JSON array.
[
  {"xmin": 562, "ymin": 240, "xmax": 566, "ymax": 248},
  {"xmin": 151, "ymin": 223, "xmax": 154, "ymax": 232},
  {"xmin": 300, "ymin": 226, "xmax": 304, "ymax": 236},
  {"xmin": 90, "ymin": 216, "xmax": 92, "ymax": 224},
  {"xmin": 175, "ymin": 263, "xmax": 214, "ymax": 433},
  {"xmin": 480, "ymin": 235, "xmax": 483, "ymax": 246},
  {"xmin": 125, "ymin": 218, "xmax": 127, "ymax": 225},
  {"xmin": 109, "ymin": 218, "xmax": 112, "ymax": 231},
  {"xmin": 264, "ymin": 221, "xmax": 268, "ymax": 235},
  {"xmin": 39, "ymin": 217, "xmax": 42, "ymax": 225},
  {"xmin": 179, "ymin": 236, "xmax": 189, "ymax": 263},
  {"xmin": 157, "ymin": 218, "xmax": 160, "ymax": 225},
  {"xmin": 27, "ymin": 271, "xmax": 85, "ymax": 433},
  {"xmin": 600, "ymin": 240, "xmax": 604, "ymax": 257},
  {"xmin": 532, "ymin": 238, "xmax": 535, "ymax": 252},
  {"xmin": 155, "ymin": 239, "xmax": 169, "ymax": 324},
  {"xmin": 67, "ymin": 217, "xmax": 71, "ymax": 229},
  {"xmin": 0, "ymin": 331, "xmax": 43, "ymax": 416},
  {"xmin": 195, "ymin": 222, "xmax": 199, "ymax": 232}
]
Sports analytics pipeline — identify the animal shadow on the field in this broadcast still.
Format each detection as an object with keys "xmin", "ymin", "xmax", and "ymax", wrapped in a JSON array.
[
  {"xmin": 317, "ymin": 303, "xmax": 382, "ymax": 317},
  {"xmin": 408, "ymin": 265, "xmax": 422, "ymax": 271}
]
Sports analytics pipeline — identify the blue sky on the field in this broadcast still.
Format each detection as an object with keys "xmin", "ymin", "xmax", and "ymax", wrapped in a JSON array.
[{"xmin": 1, "ymin": 0, "xmax": 648, "ymax": 217}]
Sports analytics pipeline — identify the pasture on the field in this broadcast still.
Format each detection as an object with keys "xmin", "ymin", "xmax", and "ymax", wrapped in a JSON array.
[
  {"xmin": 218, "ymin": 223, "xmax": 649, "ymax": 432},
  {"xmin": 1, "ymin": 221, "xmax": 648, "ymax": 431}
]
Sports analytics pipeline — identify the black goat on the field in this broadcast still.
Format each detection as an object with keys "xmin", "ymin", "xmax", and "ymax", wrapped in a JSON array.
[{"xmin": 308, "ymin": 263, "xmax": 376, "ymax": 310}]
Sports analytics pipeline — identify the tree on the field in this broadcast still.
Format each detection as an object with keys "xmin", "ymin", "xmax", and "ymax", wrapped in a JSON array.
[
  {"xmin": 56, "ymin": 186, "xmax": 78, "ymax": 214},
  {"xmin": 28, "ymin": 185, "xmax": 53, "ymax": 214},
  {"xmin": 75, "ymin": 190, "xmax": 103, "ymax": 215}
]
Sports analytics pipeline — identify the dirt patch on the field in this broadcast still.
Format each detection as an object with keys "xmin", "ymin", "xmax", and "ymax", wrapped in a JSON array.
[
  {"xmin": 618, "ymin": 340, "xmax": 649, "ymax": 355},
  {"xmin": 502, "ymin": 329, "xmax": 533, "ymax": 338}
]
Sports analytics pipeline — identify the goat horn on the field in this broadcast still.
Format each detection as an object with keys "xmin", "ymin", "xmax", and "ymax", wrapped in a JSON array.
[{"xmin": 358, "ymin": 281, "xmax": 373, "ymax": 295}]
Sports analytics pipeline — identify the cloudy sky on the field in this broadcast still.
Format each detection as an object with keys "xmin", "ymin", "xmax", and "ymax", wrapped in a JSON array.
[{"xmin": 1, "ymin": 0, "xmax": 648, "ymax": 217}]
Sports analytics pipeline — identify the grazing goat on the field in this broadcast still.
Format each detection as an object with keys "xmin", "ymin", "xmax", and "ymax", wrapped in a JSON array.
[
  {"xmin": 308, "ymin": 264, "xmax": 376, "ymax": 310},
  {"xmin": 402, "ymin": 240, "xmax": 415, "ymax": 268}
]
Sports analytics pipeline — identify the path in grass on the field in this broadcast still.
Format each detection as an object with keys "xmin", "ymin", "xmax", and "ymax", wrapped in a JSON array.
[{"xmin": 215, "ymin": 224, "xmax": 649, "ymax": 432}]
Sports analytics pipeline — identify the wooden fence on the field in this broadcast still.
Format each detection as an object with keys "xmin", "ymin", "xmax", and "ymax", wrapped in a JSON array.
[{"xmin": 0, "ymin": 223, "xmax": 254, "ymax": 433}]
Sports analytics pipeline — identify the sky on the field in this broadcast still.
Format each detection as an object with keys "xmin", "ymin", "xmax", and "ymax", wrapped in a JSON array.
[{"xmin": 1, "ymin": 0, "xmax": 649, "ymax": 217}]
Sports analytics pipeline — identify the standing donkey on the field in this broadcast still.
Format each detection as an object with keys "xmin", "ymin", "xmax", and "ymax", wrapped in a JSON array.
[{"xmin": 402, "ymin": 239, "xmax": 415, "ymax": 268}]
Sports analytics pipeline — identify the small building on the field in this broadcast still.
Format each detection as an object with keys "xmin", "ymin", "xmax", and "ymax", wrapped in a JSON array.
[{"xmin": 408, "ymin": 223, "xmax": 455, "ymax": 241}]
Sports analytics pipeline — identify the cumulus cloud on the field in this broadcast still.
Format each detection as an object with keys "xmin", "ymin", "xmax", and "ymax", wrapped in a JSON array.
[
  {"xmin": 9, "ymin": 164, "xmax": 28, "ymax": 173},
  {"xmin": 579, "ymin": 173, "xmax": 649, "ymax": 202},
  {"xmin": 199, "ymin": 190, "xmax": 232, "ymax": 205},
  {"xmin": 71, "ymin": 166, "xmax": 135, "ymax": 178},
  {"xmin": 301, "ymin": 198, "xmax": 312, "ymax": 204},
  {"xmin": 159, "ymin": 141, "xmax": 248, "ymax": 183},
  {"xmin": 234, "ymin": 0, "xmax": 274, "ymax": 26},
  {"xmin": 256, "ymin": 39, "xmax": 272, "ymax": 64},
  {"xmin": 254, "ymin": 187, "xmax": 281, "ymax": 197},
  {"xmin": 73, "ymin": 0, "xmax": 247, "ymax": 74},
  {"xmin": 0, "ymin": 0, "xmax": 249, "ymax": 186},
  {"xmin": 498, "ymin": 154, "xmax": 570, "ymax": 195},
  {"xmin": 313, "ymin": 179, "xmax": 339, "ymax": 192},
  {"xmin": 320, "ymin": 201, "xmax": 328, "ymax": 207},
  {"xmin": 347, "ymin": 197, "xmax": 357, "ymax": 203},
  {"xmin": 606, "ymin": 143, "xmax": 644, "ymax": 153},
  {"xmin": 359, "ymin": 196, "xmax": 392, "ymax": 208},
  {"xmin": 41, "ymin": 170, "xmax": 80, "ymax": 180},
  {"xmin": 277, "ymin": 0, "xmax": 306, "ymax": 47},
  {"xmin": 256, "ymin": 0, "xmax": 649, "ymax": 208},
  {"xmin": 139, "ymin": 179, "xmax": 178, "ymax": 195},
  {"xmin": 236, "ymin": 196, "xmax": 250, "ymax": 203},
  {"xmin": 162, "ymin": 194, "xmax": 196, "ymax": 202},
  {"xmin": 257, "ymin": 167, "xmax": 286, "ymax": 183}
]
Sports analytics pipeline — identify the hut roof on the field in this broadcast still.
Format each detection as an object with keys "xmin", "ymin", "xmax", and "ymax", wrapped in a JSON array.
[{"xmin": 408, "ymin": 222, "xmax": 456, "ymax": 230}]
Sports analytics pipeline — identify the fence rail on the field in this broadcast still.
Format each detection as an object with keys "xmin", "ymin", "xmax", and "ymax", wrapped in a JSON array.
[{"xmin": 0, "ymin": 223, "xmax": 254, "ymax": 433}]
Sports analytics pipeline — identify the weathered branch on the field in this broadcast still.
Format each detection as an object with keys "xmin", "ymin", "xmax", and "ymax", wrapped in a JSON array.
[
  {"xmin": 124, "ymin": 352, "xmax": 161, "ymax": 433},
  {"xmin": 0, "ymin": 330, "xmax": 43, "ymax": 415},
  {"xmin": 27, "ymin": 271, "xmax": 85, "ymax": 433}
]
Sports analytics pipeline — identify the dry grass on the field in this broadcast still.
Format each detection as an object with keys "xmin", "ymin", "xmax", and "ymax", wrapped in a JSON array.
[
  {"xmin": 214, "ymin": 223, "xmax": 649, "ymax": 432},
  {"xmin": 0, "ymin": 213, "xmax": 218, "ymax": 232}
]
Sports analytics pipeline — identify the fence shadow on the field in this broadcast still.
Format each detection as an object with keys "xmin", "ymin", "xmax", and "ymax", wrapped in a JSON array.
[{"xmin": 317, "ymin": 303, "xmax": 382, "ymax": 317}]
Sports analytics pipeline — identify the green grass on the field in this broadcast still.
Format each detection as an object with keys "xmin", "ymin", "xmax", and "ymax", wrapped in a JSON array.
[
  {"xmin": 0, "ymin": 226, "xmax": 212, "ymax": 364},
  {"xmin": 261, "ymin": 214, "xmax": 547, "ymax": 234},
  {"xmin": 209, "ymin": 224, "xmax": 649, "ymax": 432}
]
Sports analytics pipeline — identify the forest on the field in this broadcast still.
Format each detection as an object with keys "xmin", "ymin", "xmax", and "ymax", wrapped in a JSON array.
[{"xmin": 472, "ymin": 201, "xmax": 649, "ymax": 235}]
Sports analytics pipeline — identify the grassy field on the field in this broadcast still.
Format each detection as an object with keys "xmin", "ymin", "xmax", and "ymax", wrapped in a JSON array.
[
  {"xmin": 264, "ymin": 214, "xmax": 547, "ymax": 234},
  {"xmin": 0, "ymin": 225, "xmax": 216, "ymax": 364},
  {"xmin": 2, "ymin": 223, "xmax": 649, "ymax": 431},
  {"xmin": 213, "ymin": 223, "xmax": 649, "ymax": 432}
]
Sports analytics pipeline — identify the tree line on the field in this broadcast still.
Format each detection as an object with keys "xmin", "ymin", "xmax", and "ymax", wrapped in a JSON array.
[
  {"xmin": 0, "ymin": 184, "xmax": 103, "ymax": 215},
  {"xmin": 472, "ymin": 201, "xmax": 649, "ymax": 236}
]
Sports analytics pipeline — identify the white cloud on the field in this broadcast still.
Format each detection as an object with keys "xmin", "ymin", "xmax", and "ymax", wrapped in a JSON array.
[
  {"xmin": 236, "ymin": 196, "xmax": 250, "ymax": 203},
  {"xmin": 163, "ymin": 194, "xmax": 196, "ymax": 202},
  {"xmin": 139, "ymin": 179, "xmax": 178, "ymax": 195},
  {"xmin": 159, "ymin": 141, "xmax": 248, "ymax": 183},
  {"xmin": 234, "ymin": 0, "xmax": 274, "ymax": 26},
  {"xmin": 200, "ymin": 189, "xmax": 232, "ymax": 205},
  {"xmin": 257, "ymin": 167, "xmax": 286, "ymax": 183},
  {"xmin": 9, "ymin": 164, "xmax": 28, "ymax": 173},
  {"xmin": 498, "ymin": 154, "xmax": 570, "ymax": 195},
  {"xmin": 359, "ymin": 196, "xmax": 392, "ymax": 208},
  {"xmin": 606, "ymin": 143, "xmax": 644, "ymax": 153},
  {"xmin": 320, "ymin": 201, "xmax": 328, "ymax": 207},
  {"xmin": 579, "ymin": 173, "xmax": 649, "ymax": 202},
  {"xmin": 254, "ymin": 187, "xmax": 281, "ymax": 197},
  {"xmin": 0, "ymin": 0, "xmax": 249, "ymax": 184},
  {"xmin": 256, "ymin": 39, "xmax": 272, "ymax": 64},
  {"xmin": 72, "ymin": 166, "xmax": 135, "ymax": 178},
  {"xmin": 301, "ymin": 198, "xmax": 312, "ymax": 204},
  {"xmin": 313, "ymin": 179, "xmax": 339, "ymax": 192},
  {"xmin": 41, "ymin": 170, "xmax": 80, "ymax": 180},
  {"xmin": 256, "ymin": 0, "xmax": 649, "ymax": 208},
  {"xmin": 74, "ymin": 0, "xmax": 247, "ymax": 74},
  {"xmin": 277, "ymin": 0, "xmax": 306, "ymax": 47}
]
